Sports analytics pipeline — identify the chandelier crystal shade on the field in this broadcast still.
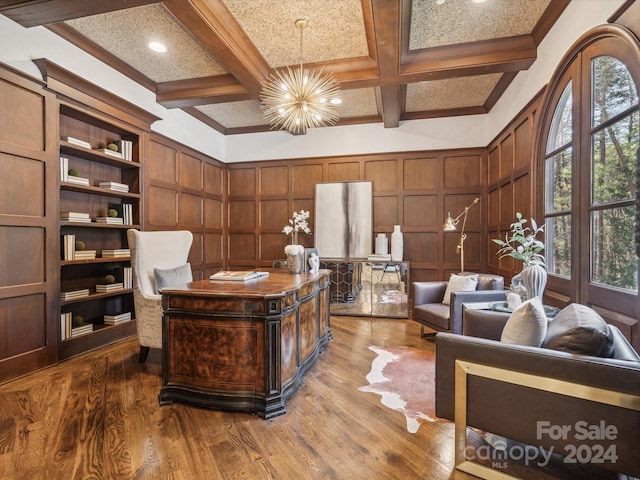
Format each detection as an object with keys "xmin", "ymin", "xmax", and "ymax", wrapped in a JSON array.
[{"xmin": 260, "ymin": 19, "xmax": 342, "ymax": 135}]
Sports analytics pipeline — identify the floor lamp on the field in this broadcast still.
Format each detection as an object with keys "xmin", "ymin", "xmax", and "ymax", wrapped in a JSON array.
[{"xmin": 443, "ymin": 198, "xmax": 480, "ymax": 272}]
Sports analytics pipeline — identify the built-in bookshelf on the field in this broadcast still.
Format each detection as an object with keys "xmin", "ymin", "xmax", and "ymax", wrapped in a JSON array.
[{"xmin": 58, "ymin": 104, "xmax": 140, "ymax": 359}]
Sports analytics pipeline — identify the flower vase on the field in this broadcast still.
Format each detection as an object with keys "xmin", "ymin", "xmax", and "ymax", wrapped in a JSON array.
[
  {"xmin": 522, "ymin": 263, "xmax": 547, "ymax": 300},
  {"xmin": 285, "ymin": 244, "xmax": 304, "ymax": 274},
  {"xmin": 391, "ymin": 225, "xmax": 403, "ymax": 261}
]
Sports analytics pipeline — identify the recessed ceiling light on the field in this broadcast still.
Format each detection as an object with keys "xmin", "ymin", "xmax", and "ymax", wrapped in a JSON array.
[
  {"xmin": 148, "ymin": 41, "xmax": 167, "ymax": 53},
  {"xmin": 436, "ymin": 0, "xmax": 445, "ymax": 4},
  {"xmin": 472, "ymin": 0, "xmax": 487, "ymax": 3}
]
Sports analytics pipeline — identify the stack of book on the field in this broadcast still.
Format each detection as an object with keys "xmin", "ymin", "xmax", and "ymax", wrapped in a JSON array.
[
  {"xmin": 71, "ymin": 322, "xmax": 94, "ymax": 338},
  {"xmin": 97, "ymin": 148, "xmax": 123, "ymax": 158},
  {"xmin": 62, "ymin": 234, "xmax": 75, "ymax": 261},
  {"xmin": 61, "ymin": 212, "xmax": 92, "ymax": 223},
  {"xmin": 61, "ymin": 135, "xmax": 91, "ymax": 149},
  {"xmin": 108, "ymin": 203, "xmax": 133, "ymax": 224},
  {"xmin": 102, "ymin": 248, "xmax": 130, "ymax": 258},
  {"xmin": 209, "ymin": 271, "xmax": 270, "ymax": 282},
  {"xmin": 60, "ymin": 312, "xmax": 72, "ymax": 340},
  {"xmin": 116, "ymin": 139, "xmax": 133, "ymax": 160},
  {"xmin": 95, "ymin": 282, "xmax": 124, "ymax": 293},
  {"xmin": 113, "ymin": 266, "xmax": 133, "ymax": 289},
  {"xmin": 74, "ymin": 249, "xmax": 96, "ymax": 260},
  {"xmin": 66, "ymin": 174, "xmax": 90, "ymax": 186},
  {"xmin": 367, "ymin": 253, "xmax": 392, "ymax": 262},
  {"xmin": 99, "ymin": 181, "xmax": 129, "ymax": 192},
  {"xmin": 59, "ymin": 156, "xmax": 70, "ymax": 182},
  {"xmin": 103, "ymin": 311, "xmax": 131, "ymax": 325},
  {"xmin": 95, "ymin": 216, "xmax": 124, "ymax": 224},
  {"xmin": 60, "ymin": 289, "xmax": 90, "ymax": 301}
]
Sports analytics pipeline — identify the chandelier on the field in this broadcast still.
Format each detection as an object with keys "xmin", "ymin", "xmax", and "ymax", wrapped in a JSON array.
[{"xmin": 260, "ymin": 19, "xmax": 342, "ymax": 135}]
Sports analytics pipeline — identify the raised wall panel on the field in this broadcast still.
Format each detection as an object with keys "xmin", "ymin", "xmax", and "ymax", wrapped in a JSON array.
[
  {"xmin": 513, "ymin": 174, "xmax": 531, "ymax": 218},
  {"xmin": 147, "ymin": 140, "xmax": 177, "ymax": 184},
  {"xmin": 403, "ymin": 157, "xmax": 439, "ymax": 190},
  {"xmin": 228, "ymin": 168, "xmax": 256, "ymax": 197},
  {"xmin": 0, "ymin": 78, "xmax": 45, "ymax": 152},
  {"xmin": 327, "ymin": 162, "xmax": 359, "ymax": 182},
  {"xmin": 0, "ymin": 226, "xmax": 44, "ymax": 287},
  {"xmin": 204, "ymin": 162, "xmax": 223, "ymax": 196},
  {"xmin": 499, "ymin": 134, "xmax": 514, "ymax": 178},
  {"xmin": 259, "ymin": 233, "xmax": 287, "ymax": 261},
  {"xmin": 365, "ymin": 159, "xmax": 398, "ymax": 192},
  {"xmin": 228, "ymin": 201, "xmax": 255, "ymax": 228},
  {"xmin": 204, "ymin": 198, "xmax": 222, "ymax": 228},
  {"xmin": 404, "ymin": 195, "xmax": 437, "ymax": 227},
  {"xmin": 204, "ymin": 233, "xmax": 222, "ymax": 264},
  {"xmin": 514, "ymin": 118, "xmax": 533, "ymax": 171},
  {"xmin": 261, "ymin": 166, "xmax": 289, "ymax": 196},
  {"xmin": 488, "ymin": 188, "xmax": 500, "ymax": 225},
  {"xmin": 228, "ymin": 233, "xmax": 255, "ymax": 260},
  {"xmin": 260, "ymin": 199, "xmax": 288, "ymax": 229},
  {"xmin": 443, "ymin": 154, "xmax": 481, "ymax": 189},
  {"xmin": 499, "ymin": 183, "xmax": 513, "ymax": 225},
  {"xmin": 373, "ymin": 195, "xmax": 398, "ymax": 226},
  {"xmin": 0, "ymin": 294, "xmax": 46, "ymax": 359},
  {"xmin": 179, "ymin": 153, "xmax": 203, "ymax": 191},
  {"xmin": 147, "ymin": 185, "xmax": 177, "ymax": 227},
  {"xmin": 292, "ymin": 164, "xmax": 323, "ymax": 194},
  {"xmin": 179, "ymin": 192, "xmax": 202, "ymax": 228},
  {"xmin": 0, "ymin": 153, "xmax": 45, "ymax": 217},
  {"xmin": 405, "ymin": 232, "xmax": 437, "ymax": 263},
  {"xmin": 488, "ymin": 146, "xmax": 500, "ymax": 186}
]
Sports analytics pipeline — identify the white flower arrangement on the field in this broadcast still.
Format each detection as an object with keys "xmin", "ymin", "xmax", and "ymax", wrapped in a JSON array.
[
  {"xmin": 282, "ymin": 210, "xmax": 311, "ymax": 245},
  {"xmin": 284, "ymin": 244, "xmax": 304, "ymax": 255}
]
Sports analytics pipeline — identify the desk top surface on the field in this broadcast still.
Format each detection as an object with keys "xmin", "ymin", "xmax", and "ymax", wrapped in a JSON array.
[{"xmin": 160, "ymin": 268, "xmax": 330, "ymax": 297}]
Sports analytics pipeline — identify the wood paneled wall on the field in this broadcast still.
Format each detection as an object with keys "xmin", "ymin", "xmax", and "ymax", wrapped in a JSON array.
[
  {"xmin": 0, "ymin": 64, "xmax": 59, "ymax": 383},
  {"xmin": 144, "ymin": 133, "xmax": 225, "ymax": 281},
  {"xmin": 486, "ymin": 92, "xmax": 544, "ymax": 284},
  {"xmin": 225, "ymin": 148, "xmax": 486, "ymax": 286}
]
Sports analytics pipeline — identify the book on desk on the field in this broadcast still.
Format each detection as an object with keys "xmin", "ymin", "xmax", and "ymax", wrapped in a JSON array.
[{"xmin": 209, "ymin": 271, "xmax": 270, "ymax": 282}]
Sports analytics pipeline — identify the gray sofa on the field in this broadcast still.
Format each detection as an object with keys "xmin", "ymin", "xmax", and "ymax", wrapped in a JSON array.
[
  {"xmin": 435, "ymin": 305, "xmax": 640, "ymax": 478},
  {"xmin": 412, "ymin": 272, "xmax": 506, "ymax": 336}
]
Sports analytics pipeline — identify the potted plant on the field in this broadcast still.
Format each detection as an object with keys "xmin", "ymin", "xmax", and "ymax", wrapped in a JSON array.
[
  {"xmin": 283, "ymin": 210, "xmax": 311, "ymax": 274},
  {"xmin": 492, "ymin": 212, "xmax": 546, "ymax": 299}
]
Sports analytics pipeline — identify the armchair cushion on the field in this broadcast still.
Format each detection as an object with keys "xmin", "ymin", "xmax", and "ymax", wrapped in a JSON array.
[
  {"xmin": 153, "ymin": 262, "xmax": 192, "ymax": 294},
  {"xmin": 500, "ymin": 297, "xmax": 547, "ymax": 346},
  {"xmin": 543, "ymin": 303, "xmax": 614, "ymax": 357},
  {"xmin": 442, "ymin": 273, "xmax": 478, "ymax": 305}
]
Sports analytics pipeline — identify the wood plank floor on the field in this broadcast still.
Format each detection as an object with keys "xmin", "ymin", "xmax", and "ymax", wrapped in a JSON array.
[{"xmin": 0, "ymin": 316, "xmax": 630, "ymax": 480}]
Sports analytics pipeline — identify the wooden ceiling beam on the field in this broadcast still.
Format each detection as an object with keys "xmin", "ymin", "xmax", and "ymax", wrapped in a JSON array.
[
  {"xmin": 156, "ymin": 75, "xmax": 252, "ymax": 108},
  {"xmin": 162, "ymin": 0, "xmax": 270, "ymax": 96},
  {"xmin": 0, "ymin": 0, "xmax": 159, "ymax": 27}
]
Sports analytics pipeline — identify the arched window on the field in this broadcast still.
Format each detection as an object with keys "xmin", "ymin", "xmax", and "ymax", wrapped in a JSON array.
[{"xmin": 537, "ymin": 25, "xmax": 640, "ymax": 321}]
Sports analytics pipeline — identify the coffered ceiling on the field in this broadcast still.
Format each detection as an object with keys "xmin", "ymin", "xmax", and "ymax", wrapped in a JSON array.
[{"xmin": 1, "ymin": 0, "xmax": 570, "ymax": 135}]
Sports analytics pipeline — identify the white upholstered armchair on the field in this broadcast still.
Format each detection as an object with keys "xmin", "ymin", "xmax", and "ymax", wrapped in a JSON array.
[{"xmin": 127, "ymin": 229, "xmax": 193, "ymax": 362}]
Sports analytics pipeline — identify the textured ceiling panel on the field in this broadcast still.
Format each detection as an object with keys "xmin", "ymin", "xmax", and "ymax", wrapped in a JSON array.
[
  {"xmin": 223, "ymin": 0, "xmax": 369, "ymax": 67},
  {"xmin": 65, "ymin": 4, "xmax": 227, "ymax": 82},
  {"xmin": 409, "ymin": 0, "xmax": 552, "ymax": 50},
  {"xmin": 339, "ymin": 88, "xmax": 379, "ymax": 118},
  {"xmin": 197, "ymin": 100, "xmax": 265, "ymax": 128},
  {"xmin": 405, "ymin": 74, "xmax": 503, "ymax": 111}
]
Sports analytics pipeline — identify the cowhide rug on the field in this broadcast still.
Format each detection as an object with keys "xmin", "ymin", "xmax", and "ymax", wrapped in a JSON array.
[{"xmin": 358, "ymin": 345, "xmax": 440, "ymax": 433}]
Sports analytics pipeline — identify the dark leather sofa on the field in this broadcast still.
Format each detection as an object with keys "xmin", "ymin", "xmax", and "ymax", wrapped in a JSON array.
[{"xmin": 435, "ymin": 307, "xmax": 640, "ymax": 478}]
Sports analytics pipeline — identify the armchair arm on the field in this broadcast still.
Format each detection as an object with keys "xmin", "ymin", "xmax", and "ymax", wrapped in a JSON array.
[
  {"xmin": 461, "ymin": 308, "xmax": 510, "ymax": 340},
  {"xmin": 435, "ymin": 332, "xmax": 640, "ymax": 477},
  {"xmin": 413, "ymin": 281, "xmax": 447, "ymax": 305},
  {"xmin": 449, "ymin": 289, "xmax": 508, "ymax": 335}
]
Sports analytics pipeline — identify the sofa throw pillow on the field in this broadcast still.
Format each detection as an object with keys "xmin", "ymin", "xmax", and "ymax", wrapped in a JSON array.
[
  {"xmin": 542, "ymin": 303, "xmax": 614, "ymax": 357},
  {"xmin": 153, "ymin": 263, "xmax": 193, "ymax": 294},
  {"xmin": 500, "ymin": 297, "xmax": 547, "ymax": 347},
  {"xmin": 442, "ymin": 273, "xmax": 478, "ymax": 305}
]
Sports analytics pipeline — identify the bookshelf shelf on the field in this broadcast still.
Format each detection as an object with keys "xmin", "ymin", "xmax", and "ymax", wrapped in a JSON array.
[{"xmin": 58, "ymin": 101, "xmax": 140, "ymax": 359}]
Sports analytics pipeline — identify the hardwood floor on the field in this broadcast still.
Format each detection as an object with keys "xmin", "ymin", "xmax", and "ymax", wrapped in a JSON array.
[{"xmin": 0, "ymin": 316, "xmax": 629, "ymax": 480}]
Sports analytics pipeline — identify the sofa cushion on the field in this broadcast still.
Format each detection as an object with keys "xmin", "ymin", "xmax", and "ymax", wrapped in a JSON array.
[
  {"xmin": 153, "ymin": 263, "xmax": 192, "ymax": 294},
  {"xmin": 542, "ymin": 303, "xmax": 614, "ymax": 357},
  {"xmin": 413, "ymin": 303, "xmax": 450, "ymax": 330},
  {"xmin": 500, "ymin": 297, "xmax": 547, "ymax": 346},
  {"xmin": 442, "ymin": 273, "xmax": 478, "ymax": 305}
]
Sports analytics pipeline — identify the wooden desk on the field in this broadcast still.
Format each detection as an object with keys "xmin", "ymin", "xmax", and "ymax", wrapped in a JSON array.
[{"xmin": 159, "ymin": 269, "xmax": 331, "ymax": 418}]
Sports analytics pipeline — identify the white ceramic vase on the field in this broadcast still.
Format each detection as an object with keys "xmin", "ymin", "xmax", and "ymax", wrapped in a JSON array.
[
  {"xmin": 375, "ymin": 233, "xmax": 389, "ymax": 255},
  {"xmin": 522, "ymin": 263, "xmax": 547, "ymax": 300},
  {"xmin": 391, "ymin": 225, "xmax": 403, "ymax": 261}
]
